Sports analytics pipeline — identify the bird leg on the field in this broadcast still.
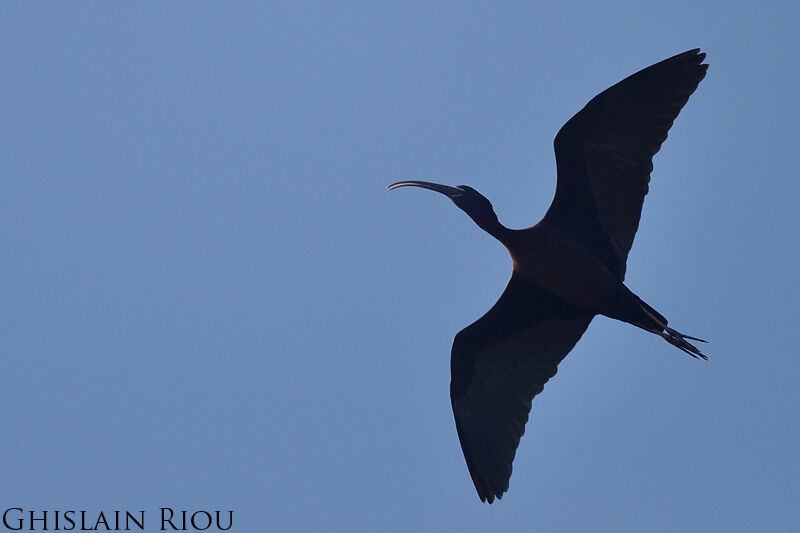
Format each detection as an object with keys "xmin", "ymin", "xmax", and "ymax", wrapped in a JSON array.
[{"xmin": 660, "ymin": 326, "xmax": 708, "ymax": 360}]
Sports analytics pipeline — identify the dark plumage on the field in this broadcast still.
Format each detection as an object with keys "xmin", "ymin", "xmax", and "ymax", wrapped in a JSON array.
[{"xmin": 389, "ymin": 49, "xmax": 708, "ymax": 503}]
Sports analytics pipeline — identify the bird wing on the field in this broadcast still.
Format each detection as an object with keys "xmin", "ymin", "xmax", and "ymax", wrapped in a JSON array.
[
  {"xmin": 450, "ymin": 273, "xmax": 594, "ymax": 503},
  {"xmin": 543, "ymin": 49, "xmax": 708, "ymax": 279}
]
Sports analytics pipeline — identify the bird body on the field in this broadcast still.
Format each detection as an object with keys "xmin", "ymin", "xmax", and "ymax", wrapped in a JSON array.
[
  {"xmin": 389, "ymin": 49, "xmax": 709, "ymax": 503},
  {"xmin": 506, "ymin": 224, "xmax": 620, "ymax": 312}
]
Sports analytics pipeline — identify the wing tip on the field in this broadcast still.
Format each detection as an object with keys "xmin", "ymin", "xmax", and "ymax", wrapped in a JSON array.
[
  {"xmin": 475, "ymin": 477, "xmax": 507, "ymax": 504},
  {"xmin": 678, "ymin": 47, "xmax": 705, "ymax": 61},
  {"xmin": 657, "ymin": 48, "xmax": 708, "ymax": 74}
]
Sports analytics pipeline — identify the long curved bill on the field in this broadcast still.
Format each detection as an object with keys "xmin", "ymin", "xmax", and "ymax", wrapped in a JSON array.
[{"xmin": 387, "ymin": 180, "xmax": 464, "ymax": 198}]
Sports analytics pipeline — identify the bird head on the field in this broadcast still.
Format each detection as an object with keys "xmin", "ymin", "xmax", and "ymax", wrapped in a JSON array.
[{"xmin": 387, "ymin": 180, "xmax": 501, "ymax": 234}]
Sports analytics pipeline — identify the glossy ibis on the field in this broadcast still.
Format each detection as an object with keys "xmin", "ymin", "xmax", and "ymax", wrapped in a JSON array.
[{"xmin": 388, "ymin": 49, "xmax": 708, "ymax": 503}]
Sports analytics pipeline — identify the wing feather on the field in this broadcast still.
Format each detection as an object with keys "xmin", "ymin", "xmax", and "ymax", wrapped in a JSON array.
[
  {"xmin": 450, "ymin": 274, "xmax": 594, "ymax": 502},
  {"xmin": 543, "ymin": 49, "xmax": 708, "ymax": 279}
]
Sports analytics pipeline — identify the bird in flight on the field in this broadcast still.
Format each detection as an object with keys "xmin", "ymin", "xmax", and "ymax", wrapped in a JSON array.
[{"xmin": 388, "ymin": 49, "xmax": 708, "ymax": 503}]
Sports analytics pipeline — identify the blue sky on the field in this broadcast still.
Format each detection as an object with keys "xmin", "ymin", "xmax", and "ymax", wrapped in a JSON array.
[{"xmin": 2, "ymin": 2, "xmax": 799, "ymax": 532}]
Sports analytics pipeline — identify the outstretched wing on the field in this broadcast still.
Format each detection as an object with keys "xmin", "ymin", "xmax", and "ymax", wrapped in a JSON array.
[
  {"xmin": 450, "ymin": 273, "xmax": 594, "ymax": 503},
  {"xmin": 543, "ymin": 49, "xmax": 708, "ymax": 280}
]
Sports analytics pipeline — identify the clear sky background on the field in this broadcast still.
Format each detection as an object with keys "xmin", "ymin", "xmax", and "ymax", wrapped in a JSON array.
[{"xmin": 3, "ymin": 2, "xmax": 799, "ymax": 532}]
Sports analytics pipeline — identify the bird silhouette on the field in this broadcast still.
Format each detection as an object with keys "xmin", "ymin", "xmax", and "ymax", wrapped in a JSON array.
[{"xmin": 388, "ymin": 49, "xmax": 709, "ymax": 503}]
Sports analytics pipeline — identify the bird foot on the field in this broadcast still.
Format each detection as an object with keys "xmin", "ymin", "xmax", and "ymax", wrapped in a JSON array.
[{"xmin": 661, "ymin": 327, "xmax": 709, "ymax": 360}]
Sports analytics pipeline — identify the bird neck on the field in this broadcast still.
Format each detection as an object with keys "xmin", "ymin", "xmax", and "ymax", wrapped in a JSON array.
[{"xmin": 469, "ymin": 210, "xmax": 511, "ymax": 243}]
